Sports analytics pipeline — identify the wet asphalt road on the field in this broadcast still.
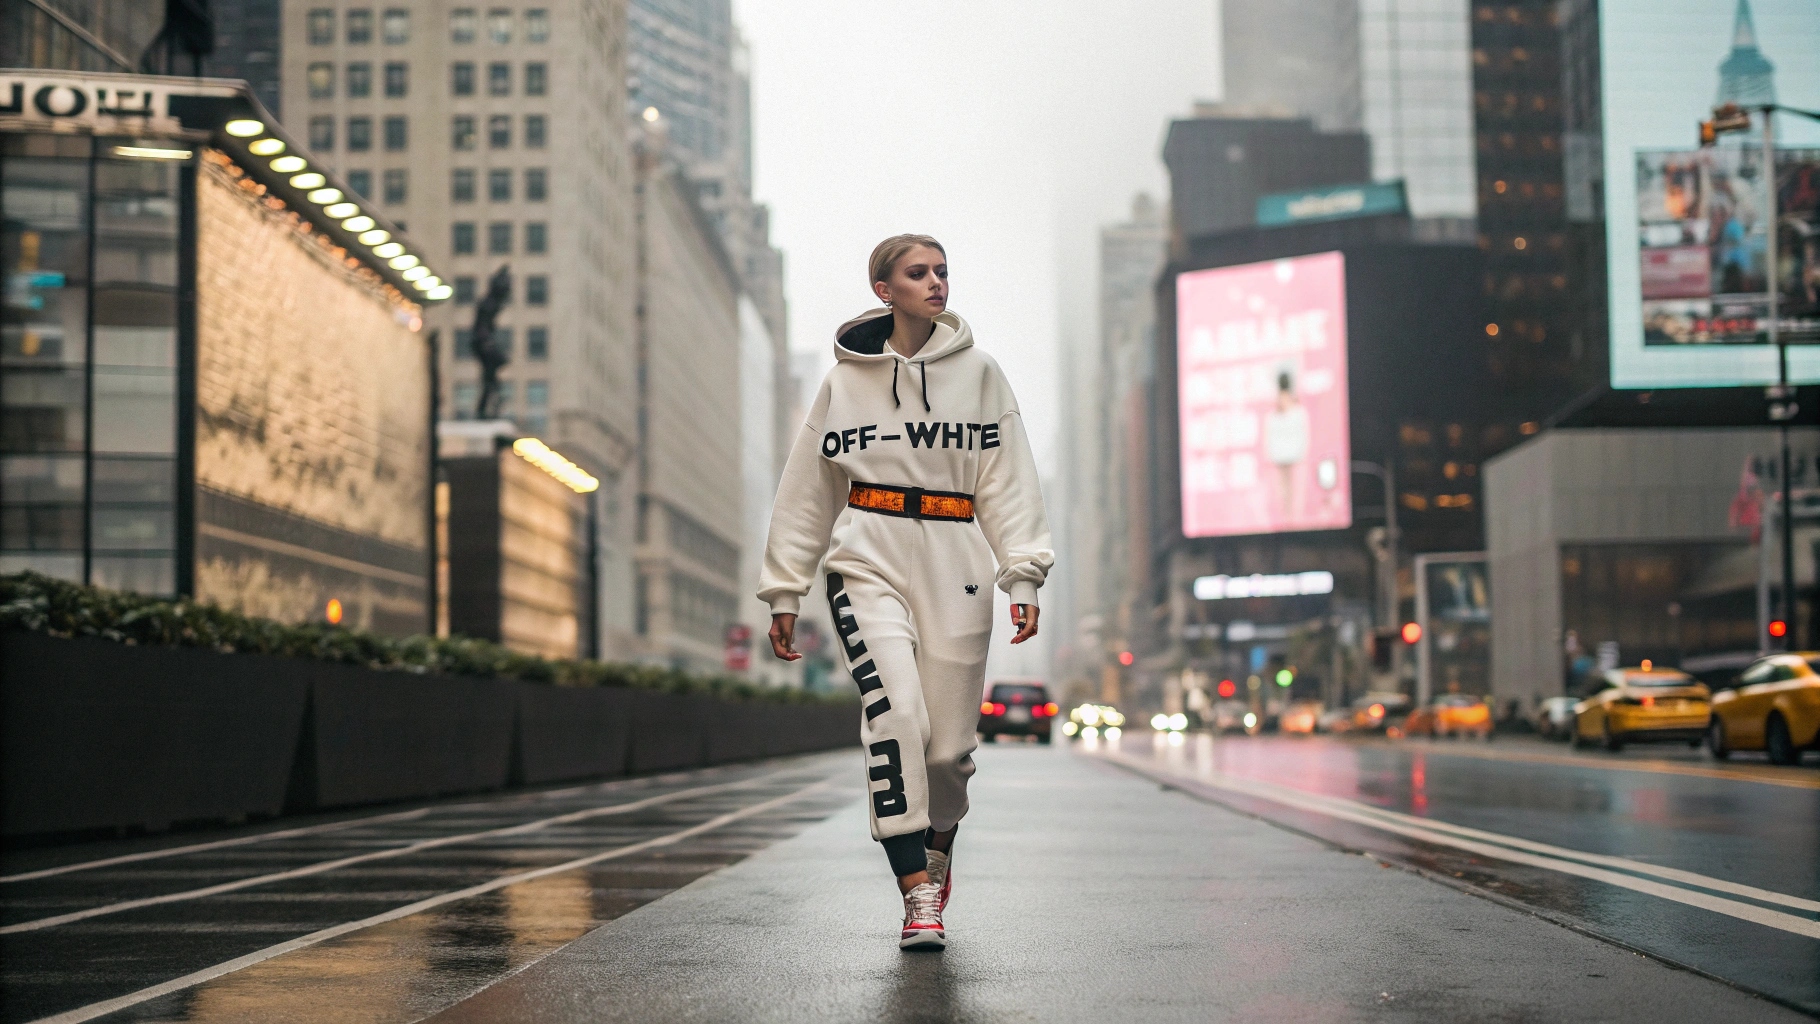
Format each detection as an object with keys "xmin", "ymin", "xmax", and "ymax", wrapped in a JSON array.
[
  {"xmin": 1100, "ymin": 731, "xmax": 1820, "ymax": 1015},
  {"xmin": 1, "ymin": 738, "xmax": 1813, "ymax": 1022}
]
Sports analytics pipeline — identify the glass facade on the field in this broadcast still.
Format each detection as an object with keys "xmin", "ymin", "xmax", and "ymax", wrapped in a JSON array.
[{"xmin": 2, "ymin": 135, "xmax": 185, "ymax": 594}]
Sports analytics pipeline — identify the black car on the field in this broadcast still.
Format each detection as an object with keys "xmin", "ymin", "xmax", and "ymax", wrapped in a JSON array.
[{"xmin": 978, "ymin": 681, "xmax": 1058, "ymax": 743}]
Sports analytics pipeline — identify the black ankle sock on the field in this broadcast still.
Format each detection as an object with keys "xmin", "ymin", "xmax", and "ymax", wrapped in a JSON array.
[{"xmin": 881, "ymin": 832, "xmax": 928, "ymax": 878}]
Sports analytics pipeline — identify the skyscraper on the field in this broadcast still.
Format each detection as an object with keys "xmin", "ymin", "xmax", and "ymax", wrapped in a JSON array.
[
  {"xmin": 281, "ymin": 0, "xmax": 643, "ymax": 655},
  {"xmin": 1715, "ymin": 0, "xmax": 1775, "ymax": 109},
  {"xmin": 1223, "ymin": 0, "xmax": 1477, "ymax": 235}
]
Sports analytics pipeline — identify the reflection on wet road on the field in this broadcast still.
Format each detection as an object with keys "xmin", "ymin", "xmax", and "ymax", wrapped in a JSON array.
[
  {"xmin": 0, "ymin": 754, "xmax": 856, "ymax": 1024},
  {"xmin": 1096, "ymin": 732, "xmax": 1820, "ymax": 1015}
]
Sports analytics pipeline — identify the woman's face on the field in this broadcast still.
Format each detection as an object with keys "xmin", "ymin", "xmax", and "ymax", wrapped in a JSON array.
[{"xmin": 873, "ymin": 245, "xmax": 948, "ymax": 316}]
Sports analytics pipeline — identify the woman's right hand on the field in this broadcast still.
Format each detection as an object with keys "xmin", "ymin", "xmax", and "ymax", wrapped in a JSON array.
[{"xmin": 769, "ymin": 613, "xmax": 801, "ymax": 661}]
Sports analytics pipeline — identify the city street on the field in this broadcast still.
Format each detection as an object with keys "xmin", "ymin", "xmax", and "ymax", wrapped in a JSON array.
[{"xmin": 3, "ymin": 740, "xmax": 1813, "ymax": 1023}]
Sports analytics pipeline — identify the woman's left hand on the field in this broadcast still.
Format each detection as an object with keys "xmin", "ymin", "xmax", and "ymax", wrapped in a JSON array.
[{"xmin": 1010, "ymin": 604, "xmax": 1039, "ymax": 645}]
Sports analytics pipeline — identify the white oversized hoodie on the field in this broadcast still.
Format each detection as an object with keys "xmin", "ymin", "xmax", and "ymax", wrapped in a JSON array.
[{"xmin": 758, "ymin": 308, "xmax": 1054, "ymax": 615}]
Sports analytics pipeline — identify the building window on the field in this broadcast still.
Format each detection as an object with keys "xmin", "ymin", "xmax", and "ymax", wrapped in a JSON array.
[
  {"xmin": 309, "ymin": 115, "xmax": 335, "ymax": 150},
  {"xmin": 525, "ymin": 8, "xmax": 549, "ymax": 42},
  {"xmin": 524, "ymin": 62, "xmax": 547, "ymax": 96},
  {"xmin": 527, "ymin": 326, "xmax": 548, "ymax": 359},
  {"xmin": 526, "ymin": 380, "xmax": 548, "ymax": 409},
  {"xmin": 453, "ymin": 382, "xmax": 478, "ymax": 419},
  {"xmin": 382, "ymin": 8, "xmax": 409, "ymax": 44},
  {"xmin": 452, "ymin": 168, "xmax": 476, "ymax": 202},
  {"xmin": 526, "ymin": 275, "xmax": 547, "ymax": 305},
  {"xmin": 347, "ymin": 169, "xmax": 372, "ymax": 198},
  {"xmin": 525, "ymin": 168, "xmax": 546, "ymax": 201},
  {"xmin": 455, "ymin": 276, "xmax": 478, "ymax": 303},
  {"xmin": 307, "ymin": 8, "xmax": 334, "ymax": 44},
  {"xmin": 384, "ymin": 116, "xmax": 407, "ymax": 150},
  {"xmin": 453, "ymin": 222, "xmax": 477, "ymax": 255},
  {"xmin": 455, "ymin": 328, "xmax": 475, "ymax": 359},
  {"xmin": 494, "ymin": 379, "xmax": 515, "ymax": 412},
  {"xmin": 452, "ymin": 115, "xmax": 476, "ymax": 150},
  {"xmin": 384, "ymin": 61, "xmax": 408, "ymax": 97},
  {"xmin": 346, "ymin": 8, "xmax": 372, "ymax": 43},
  {"xmin": 525, "ymin": 222, "xmax": 546, "ymax": 254},
  {"xmin": 524, "ymin": 115, "xmax": 546, "ymax": 149},
  {"xmin": 346, "ymin": 61, "xmax": 372, "ymax": 97},
  {"xmin": 451, "ymin": 8, "xmax": 476, "ymax": 43},
  {"xmin": 487, "ymin": 168, "xmax": 511, "ymax": 202},
  {"xmin": 488, "ymin": 8, "xmax": 512, "ymax": 43},
  {"xmin": 488, "ymin": 221, "xmax": 513, "ymax": 254},
  {"xmin": 307, "ymin": 62, "xmax": 334, "ymax": 99},
  {"xmin": 488, "ymin": 114, "xmax": 511, "ymax": 149},
  {"xmin": 346, "ymin": 116, "xmax": 372, "ymax": 151},
  {"xmin": 452, "ymin": 61, "xmax": 474, "ymax": 95},
  {"xmin": 383, "ymin": 168, "xmax": 407, "ymax": 204},
  {"xmin": 394, "ymin": 221, "xmax": 407, "ymax": 232},
  {"xmin": 488, "ymin": 61, "xmax": 511, "ymax": 96}
]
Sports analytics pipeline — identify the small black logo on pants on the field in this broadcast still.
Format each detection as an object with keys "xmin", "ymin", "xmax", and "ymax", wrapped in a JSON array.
[{"xmin": 965, "ymin": 584, "xmax": 979, "ymax": 595}]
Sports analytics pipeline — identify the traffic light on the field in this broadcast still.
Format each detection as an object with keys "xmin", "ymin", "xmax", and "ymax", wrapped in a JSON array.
[
  {"xmin": 1700, "ymin": 103, "xmax": 1751, "ymax": 147},
  {"xmin": 1275, "ymin": 668, "xmax": 1294, "ymax": 688},
  {"xmin": 1401, "ymin": 621, "xmax": 1423, "ymax": 645},
  {"xmin": 1371, "ymin": 629, "xmax": 1396, "ymax": 671},
  {"xmin": 1217, "ymin": 678, "xmax": 1237, "ymax": 699},
  {"xmin": 1770, "ymin": 619, "xmax": 1789, "ymax": 639},
  {"xmin": 1117, "ymin": 650, "xmax": 1134, "ymax": 666}
]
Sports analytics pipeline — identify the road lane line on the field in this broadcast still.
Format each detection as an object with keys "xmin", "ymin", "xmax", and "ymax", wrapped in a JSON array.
[
  {"xmin": 1104, "ymin": 750, "xmax": 1820, "ymax": 940},
  {"xmin": 0, "ymin": 809, "xmax": 435, "ymax": 884},
  {"xmin": 1, "ymin": 759, "xmax": 785, "ymax": 884},
  {"xmin": 25, "ymin": 777, "xmax": 836, "ymax": 1024},
  {"xmin": 1, "ymin": 767, "xmax": 810, "ymax": 935}
]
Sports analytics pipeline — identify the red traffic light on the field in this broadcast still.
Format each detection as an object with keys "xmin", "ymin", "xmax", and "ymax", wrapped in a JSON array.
[
  {"xmin": 1769, "ymin": 619, "xmax": 1789, "ymax": 638},
  {"xmin": 1217, "ymin": 678, "xmax": 1237, "ymax": 699},
  {"xmin": 1400, "ymin": 621, "xmax": 1422, "ymax": 645},
  {"xmin": 1118, "ymin": 650, "xmax": 1134, "ymax": 666}
]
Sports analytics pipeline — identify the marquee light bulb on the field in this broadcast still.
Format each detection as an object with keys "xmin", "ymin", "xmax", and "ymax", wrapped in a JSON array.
[
  {"xmin": 225, "ymin": 119, "xmax": 265, "ymax": 137},
  {"xmin": 358, "ymin": 229, "xmax": 390, "ymax": 245},
  {"xmin": 389, "ymin": 254, "xmax": 420, "ymax": 270},
  {"xmin": 269, "ymin": 156, "xmax": 307, "ymax": 173},
  {"xmin": 289, "ymin": 172, "xmax": 326, "ymax": 189},
  {"xmin": 247, "ymin": 138, "xmax": 285, "ymax": 156},
  {"xmin": 341, "ymin": 215, "xmax": 376, "ymax": 232},
  {"xmin": 324, "ymin": 202, "xmax": 360, "ymax": 219},
  {"xmin": 373, "ymin": 242, "xmax": 405, "ymax": 258},
  {"xmin": 307, "ymin": 188, "xmax": 343, "ymax": 205}
]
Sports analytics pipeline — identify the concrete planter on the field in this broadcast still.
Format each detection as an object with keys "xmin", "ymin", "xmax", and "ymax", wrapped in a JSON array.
[
  {"xmin": 299, "ymin": 669, "xmax": 517, "ymax": 809},
  {"xmin": 0, "ymin": 632, "xmax": 309, "ymax": 837},
  {"xmin": 511, "ymin": 684, "xmax": 637, "ymax": 785}
]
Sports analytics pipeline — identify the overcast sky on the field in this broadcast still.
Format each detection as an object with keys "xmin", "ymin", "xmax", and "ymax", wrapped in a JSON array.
[{"xmin": 736, "ymin": 0, "xmax": 1223, "ymax": 478}]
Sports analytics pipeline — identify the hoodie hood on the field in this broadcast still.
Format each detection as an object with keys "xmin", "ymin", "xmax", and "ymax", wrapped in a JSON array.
[{"xmin": 834, "ymin": 308, "xmax": 975, "ymax": 364}]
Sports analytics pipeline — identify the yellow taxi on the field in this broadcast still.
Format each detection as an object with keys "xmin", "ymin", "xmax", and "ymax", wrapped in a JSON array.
[
  {"xmin": 1433, "ymin": 694, "xmax": 1493, "ymax": 739},
  {"xmin": 1572, "ymin": 666, "xmax": 1710, "ymax": 753},
  {"xmin": 1708, "ymin": 653, "xmax": 1820, "ymax": 766}
]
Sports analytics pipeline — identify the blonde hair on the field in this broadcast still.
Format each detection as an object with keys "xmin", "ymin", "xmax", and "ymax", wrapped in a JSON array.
[{"xmin": 868, "ymin": 233, "xmax": 946, "ymax": 285}]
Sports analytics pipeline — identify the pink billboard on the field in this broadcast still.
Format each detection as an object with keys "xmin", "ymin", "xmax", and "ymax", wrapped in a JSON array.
[{"xmin": 1176, "ymin": 251, "xmax": 1351, "ymax": 539}]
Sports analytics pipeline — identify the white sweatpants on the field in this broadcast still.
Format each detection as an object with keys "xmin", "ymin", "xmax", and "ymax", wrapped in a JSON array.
[{"xmin": 823, "ymin": 510, "xmax": 997, "ymax": 842}]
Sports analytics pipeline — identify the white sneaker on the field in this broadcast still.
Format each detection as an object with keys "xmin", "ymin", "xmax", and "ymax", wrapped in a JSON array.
[
  {"xmin": 926, "ymin": 848, "xmax": 952, "ymax": 909},
  {"xmin": 899, "ymin": 881, "xmax": 946, "ymax": 949}
]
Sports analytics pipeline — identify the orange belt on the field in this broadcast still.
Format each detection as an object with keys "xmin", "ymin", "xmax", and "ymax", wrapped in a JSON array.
[{"xmin": 848, "ymin": 482, "xmax": 975, "ymax": 522}]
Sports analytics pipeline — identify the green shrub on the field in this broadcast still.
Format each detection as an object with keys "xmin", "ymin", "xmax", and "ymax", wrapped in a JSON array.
[{"xmin": 0, "ymin": 572, "xmax": 847, "ymax": 705}]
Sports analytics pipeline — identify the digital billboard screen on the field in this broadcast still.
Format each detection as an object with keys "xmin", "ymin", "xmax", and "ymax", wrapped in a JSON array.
[
  {"xmin": 1176, "ymin": 251, "xmax": 1351, "ymax": 539},
  {"xmin": 1602, "ymin": 0, "xmax": 1820, "ymax": 387}
]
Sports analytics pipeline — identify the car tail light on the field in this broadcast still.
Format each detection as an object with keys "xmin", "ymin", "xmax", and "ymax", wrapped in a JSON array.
[
  {"xmin": 980, "ymin": 702, "xmax": 995, "ymax": 715},
  {"xmin": 1030, "ymin": 704, "xmax": 1046, "ymax": 717},
  {"xmin": 1044, "ymin": 702, "xmax": 1059, "ymax": 716}
]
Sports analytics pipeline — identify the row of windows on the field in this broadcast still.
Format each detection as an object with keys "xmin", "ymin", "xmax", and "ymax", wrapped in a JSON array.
[
  {"xmin": 334, "ymin": 167, "xmax": 409, "ymax": 204},
  {"xmin": 307, "ymin": 8, "xmax": 410, "ymax": 45},
  {"xmin": 451, "ymin": 378, "xmax": 549, "ymax": 430},
  {"xmin": 452, "ymin": 167, "xmax": 548, "ymax": 202},
  {"xmin": 454, "ymin": 114, "xmax": 546, "ymax": 150},
  {"xmin": 308, "ymin": 7, "xmax": 552, "ymax": 46},
  {"xmin": 308, "ymin": 61, "xmax": 411, "ymax": 99},
  {"xmin": 452, "ymin": 61, "xmax": 546, "ymax": 96},
  {"xmin": 307, "ymin": 114, "xmax": 408, "ymax": 152},
  {"xmin": 454, "ymin": 326, "xmax": 549, "ymax": 361},
  {"xmin": 452, "ymin": 221, "xmax": 547, "ymax": 256},
  {"xmin": 451, "ymin": 274, "xmax": 548, "ymax": 305}
]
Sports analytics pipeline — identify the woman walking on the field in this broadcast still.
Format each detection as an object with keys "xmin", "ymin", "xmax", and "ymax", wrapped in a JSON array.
[{"xmin": 760, "ymin": 234, "xmax": 1053, "ymax": 950}]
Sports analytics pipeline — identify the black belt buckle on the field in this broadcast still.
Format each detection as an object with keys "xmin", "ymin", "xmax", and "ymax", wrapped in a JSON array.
[{"xmin": 902, "ymin": 486, "xmax": 925, "ymax": 519}]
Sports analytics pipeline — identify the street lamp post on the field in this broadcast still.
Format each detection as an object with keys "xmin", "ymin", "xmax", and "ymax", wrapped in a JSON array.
[{"xmin": 1761, "ymin": 105, "xmax": 1797, "ymax": 649}]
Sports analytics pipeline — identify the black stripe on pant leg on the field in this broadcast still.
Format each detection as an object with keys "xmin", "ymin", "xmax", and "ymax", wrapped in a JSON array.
[
  {"xmin": 880, "ymin": 831, "xmax": 928, "ymax": 877},
  {"xmin": 864, "ymin": 697, "xmax": 892, "ymax": 720}
]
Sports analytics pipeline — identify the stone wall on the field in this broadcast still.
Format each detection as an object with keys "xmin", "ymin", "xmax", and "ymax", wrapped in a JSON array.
[{"xmin": 193, "ymin": 157, "xmax": 432, "ymax": 635}]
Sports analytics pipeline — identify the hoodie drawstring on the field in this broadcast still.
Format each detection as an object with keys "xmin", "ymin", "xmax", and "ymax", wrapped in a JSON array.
[
  {"xmin": 919, "ymin": 361, "xmax": 931, "ymax": 412},
  {"xmin": 891, "ymin": 361, "xmax": 900, "ymax": 408}
]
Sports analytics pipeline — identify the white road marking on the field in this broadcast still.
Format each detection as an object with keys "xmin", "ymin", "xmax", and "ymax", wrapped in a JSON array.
[
  {"xmin": 25, "ymin": 778, "xmax": 835, "ymax": 1024},
  {"xmin": 1, "ymin": 768, "xmax": 805, "ymax": 935},
  {"xmin": 0, "ymin": 762, "xmax": 759, "ymax": 884},
  {"xmin": 1106, "ymin": 750, "xmax": 1820, "ymax": 940}
]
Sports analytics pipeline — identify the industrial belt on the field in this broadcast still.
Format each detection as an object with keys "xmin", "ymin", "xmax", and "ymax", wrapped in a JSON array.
[{"xmin": 848, "ymin": 482, "xmax": 975, "ymax": 522}]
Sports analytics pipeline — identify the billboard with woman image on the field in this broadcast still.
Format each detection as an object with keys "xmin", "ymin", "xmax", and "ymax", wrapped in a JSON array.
[{"xmin": 1176, "ymin": 251, "xmax": 1352, "ymax": 539}]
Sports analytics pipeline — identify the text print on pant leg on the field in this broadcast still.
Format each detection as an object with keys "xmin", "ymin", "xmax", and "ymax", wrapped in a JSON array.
[
  {"xmin": 868, "ymin": 739, "xmax": 908, "ymax": 817},
  {"xmin": 826, "ymin": 571, "xmax": 892, "ymax": 720}
]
